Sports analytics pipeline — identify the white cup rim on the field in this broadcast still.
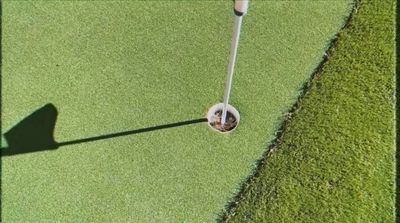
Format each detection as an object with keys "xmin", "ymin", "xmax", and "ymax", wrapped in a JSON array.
[{"xmin": 207, "ymin": 103, "xmax": 240, "ymax": 133}]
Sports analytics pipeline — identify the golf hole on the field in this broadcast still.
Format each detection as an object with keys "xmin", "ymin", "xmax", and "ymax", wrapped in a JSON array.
[{"xmin": 207, "ymin": 103, "xmax": 240, "ymax": 133}]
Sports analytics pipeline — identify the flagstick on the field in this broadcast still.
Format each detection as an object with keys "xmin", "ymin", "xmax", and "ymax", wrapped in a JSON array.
[{"xmin": 221, "ymin": 15, "xmax": 243, "ymax": 125}]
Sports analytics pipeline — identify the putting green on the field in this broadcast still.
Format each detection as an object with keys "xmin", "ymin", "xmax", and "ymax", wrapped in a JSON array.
[{"xmin": 1, "ymin": 1, "xmax": 352, "ymax": 222}]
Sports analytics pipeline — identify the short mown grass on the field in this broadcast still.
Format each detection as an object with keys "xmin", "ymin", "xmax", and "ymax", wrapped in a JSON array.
[
  {"xmin": 223, "ymin": 0, "xmax": 396, "ymax": 222},
  {"xmin": 1, "ymin": 1, "xmax": 352, "ymax": 222}
]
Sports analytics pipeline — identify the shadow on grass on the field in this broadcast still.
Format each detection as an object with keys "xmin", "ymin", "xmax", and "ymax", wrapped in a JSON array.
[{"xmin": 1, "ymin": 103, "xmax": 207, "ymax": 156}]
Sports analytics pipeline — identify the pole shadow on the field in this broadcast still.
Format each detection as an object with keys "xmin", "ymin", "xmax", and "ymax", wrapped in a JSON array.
[{"xmin": 1, "ymin": 103, "xmax": 207, "ymax": 156}]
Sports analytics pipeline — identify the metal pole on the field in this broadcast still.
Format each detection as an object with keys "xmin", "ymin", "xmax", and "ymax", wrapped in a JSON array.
[{"xmin": 221, "ymin": 15, "xmax": 243, "ymax": 125}]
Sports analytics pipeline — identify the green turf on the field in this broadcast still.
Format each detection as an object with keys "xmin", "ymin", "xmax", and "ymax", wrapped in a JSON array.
[
  {"xmin": 224, "ymin": 0, "xmax": 396, "ymax": 222},
  {"xmin": 1, "ymin": 1, "xmax": 352, "ymax": 222}
]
